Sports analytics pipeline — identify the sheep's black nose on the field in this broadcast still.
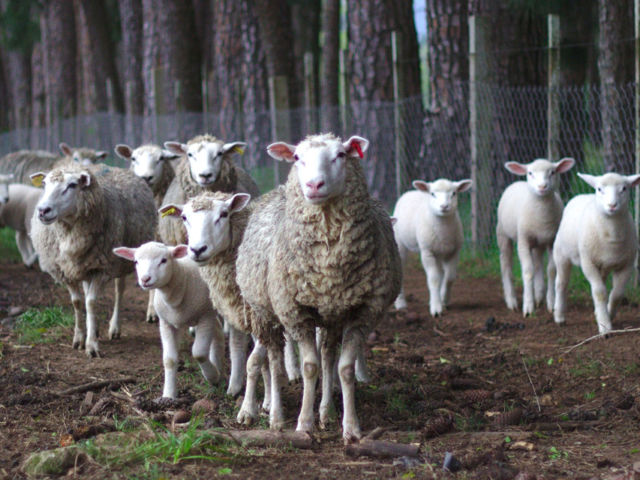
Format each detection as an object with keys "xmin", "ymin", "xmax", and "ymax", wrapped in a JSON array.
[
  {"xmin": 142, "ymin": 175, "xmax": 153, "ymax": 184},
  {"xmin": 39, "ymin": 206, "xmax": 51, "ymax": 217},
  {"xmin": 191, "ymin": 245, "xmax": 208, "ymax": 257}
]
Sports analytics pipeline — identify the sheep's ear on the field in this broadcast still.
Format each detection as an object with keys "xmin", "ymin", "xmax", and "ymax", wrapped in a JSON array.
[
  {"xmin": 59, "ymin": 142, "xmax": 72, "ymax": 156},
  {"xmin": 113, "ymin": 246, "xmax": 136, "ymax": 261},
  {"xmin": 227, "ymin": 193, "xmax": 251, "ymax": 213},
  {"xmin": 344, "ymin": 136, "xmax": 369, "ymax": 159},
  {"xmin": 390, "ymin": 216, "xmax": 398, "ymax": 226},
  {"xmin": 267, "ymin": 142, "xmax": 297, "ymax": 162},
  {"xmin": 412, "ymin": 180, "xmax": 430, "ymax": 192},
  {"xmin": 222, "ymin": 142, "xmax": 247, "ymax": 156},
  {"xmin": 625, "ymin": 174, "xmax": 640, "ymax": 188},
  {"xmin": 455, "ymin": 179, "xmax": 473, "ymax": 193},
  {"xmin": 115, "ymin": 144, "xmax": 132, "ymax": 160},
  {"xmin": 30, "ymin": 172, "xmax": 46, "ymax": 188},
  {"xmin": 79, "ymin": 172, "xmax": 91, "ymax": 188},
  {"xmin": 554, "ymin": 157, "xmax": 575, "ymax": 174},
  {"xmin": 577, "ymin": 172, "xmax": 598, "ymax": 189},
  {"xmin": 160, "ymin": 149, "xmax": 180, "ymax": 161},
  {"xmin": 172, "ymin": 245, "xmax": 189, "ymax": 259},
  {"xmin": 164, "ymin": 141, "xmax": 187, "ymax": 155},
  {"xmin": 504, "ymin": 162, "xmax": 528, "ymax": 176},
  {"xmin": 159, "ymin": 204, "xmax": 183, "ymax": 218},
  {"xmin": 95, "ymin": 151, "xmax": 108, "ymax": 161}
]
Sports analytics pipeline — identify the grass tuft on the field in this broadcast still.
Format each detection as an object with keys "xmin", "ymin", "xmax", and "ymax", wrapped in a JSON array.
[
  {"xmin": 0, "ymin": 227, "xmax": 21, "ymax": 263},
  {"xmin": 15, "ymin": 306, "xmax": 74, "ymax": 344}
]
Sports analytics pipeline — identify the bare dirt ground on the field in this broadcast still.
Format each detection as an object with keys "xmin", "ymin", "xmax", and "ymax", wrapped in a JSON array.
[{"xmin": 1, "ymin": 255, "xmax": 640, "ymax": 479}]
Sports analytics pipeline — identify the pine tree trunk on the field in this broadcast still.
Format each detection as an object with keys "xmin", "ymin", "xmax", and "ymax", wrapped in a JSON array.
[
  {"xmin": 291, "ymin": 0, "xmax": 320, "ymax": 117},
  {"xmin": 118, "ymin": 0, "xmax": 144, "ymax": 120},
  {"xmin": 320, "ymin": 0, "xmax": 340, "ymax": 133},
  {"xmin": 2, "ymin": 49, "xmax": 32, "ymax": 129}
]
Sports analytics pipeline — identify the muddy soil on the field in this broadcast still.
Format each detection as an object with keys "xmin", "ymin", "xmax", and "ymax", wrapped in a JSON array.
[{"xmin": 1, "ymin": 257, "xmax": 640, "ymax": 479}]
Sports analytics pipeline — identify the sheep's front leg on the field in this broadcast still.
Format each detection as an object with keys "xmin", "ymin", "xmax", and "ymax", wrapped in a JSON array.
[
  {"xmin": 227, "ymin": 326, "xmax": 249, "ymax": 396},
  {"xmin": 296, "ymin": 328, "xmax": 319, "ymax": 433},
  {"xmin": 531, "ymin": 247, "xmax": 545, "ymax": 307},
  {"xmin": 261, "ymin": 362, "xmax": 272, "ymax": 412},
  {"xmin": 440, "ymin": 253, "xmax": 459, "ymax": 307},
  {"xmin": 159, "ymin": 319, "xmax": 179, "ymax": 399},
  {"xmin": 108, "ymin": 277, "xmax": 125, "ymax": 340},
  {"xmin": 608, "ymin": 265, "xmax": 633, "ymax": 323},
  {"xmin": 267, "ymin": 346, "xmax": 285, "ymax": 429},
  {"xmin": 338, "ymin": 326, "xmax": 364, "ymax": 444},
  {"xmin": 192, "ymin": 319, "xmax": 222, "ymax": 385},
  {"xmin": 283, "ymin": 331, "xmax": 301, "ymax": 381},
  {"xmin": 319, "ymin": 330, "xmax": 339, "ymax": 429},
  {"xmin": 553, "ymin": 254, "xmax": 571, "ymax": 325},
  {"xmin": 394, "ymin": 243, "xmax": 409, "ymax": 310},
  {"xmin": 68, "ymin": 283, "xmax": 85, "ymax": 350},
  {"xmin": 146, "ymin": 290, "xmax": 158, "ymax": 323},
  {"xmin": 546, "ymin": 247, "xmax": 556, "ymax": 312},
  {"xmin": 420, "ymin": 249, "xmax": 443, "ymax": 316},
  {"xmin": 237, "ymin": 340, "xmax": 266, "ymax": 425},
  {"xmin": 15, "ymin": 231, "xmax": 36, "ymax": 268},
  {"xmin": 497, "ymin": 229, "xmax": 517, "ymax": 310},
  {"xmin": 517, "ymin": 238, "xmax": 535, "ymax": 316},
  {"xmin": 83, "ymin": 278, "xmax": 105, "ymax": 357},
  {"xmin": 581, "ymin": 260, "xmax": 611, "ymax": 334}
]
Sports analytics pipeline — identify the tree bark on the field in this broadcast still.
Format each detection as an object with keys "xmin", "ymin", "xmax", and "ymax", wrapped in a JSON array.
[
  {"xmin": 2, "ymin": 48, "xmax": 31, "ymax": 129},
  {"xmin": 320, "ymin": 0, "xmax": 340, "ymax": 133},
  {"xmin": 118, "ymin": 0, "xmax": 144, "ymax": 118},
  {"xmin": 30, "ymin": 42, "xmax": 46, "ymax": 133},
  {"xmin": 291, "ymin": 0, "xmax": 321, "ymax": 115}
]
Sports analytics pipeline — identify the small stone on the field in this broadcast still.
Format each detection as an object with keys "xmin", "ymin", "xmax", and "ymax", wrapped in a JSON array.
[{"xmin": 173, "ymin": 409, "xmax": 190, "ymax": 424}]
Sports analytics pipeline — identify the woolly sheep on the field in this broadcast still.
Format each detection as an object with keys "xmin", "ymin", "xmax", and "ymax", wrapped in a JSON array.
[
  {"xmin": 496, "ymin": 158, "xmax": 575, "ymax": 315},
  {"xmin": 0, "ymin": 182, "xmax": 42, "ymax": 267},
  {"xmin": 553, "ymin": 172, "xmax": 640, "ymax": 334},
  {"xmin": 236, "ymin": 133, "xmax": 402, "ymax": 442},
  {"xmin": 115, "ymin": 143, "xmax": 180, "ymax": 323},
  {"xmin": 30, "ymin": 164, "xmax": 156, "ymax": 357},
  {"xmin": 158, "ymin": 134, "xmax": 260, "ymax": 246},
  {"xmin": 113, "ymin": 242, "xmax": 225, "ymax": 399},
  {"xmin": 0, "ymin": 173, "xmax": 12, "ymax": 204},
  {"xmin": 161, "ymin": 192, "xmax": 285, "ymax": 427},
  {"xmin": 393, "ymin": 178, "xmax": 472, "ymax": 316}
]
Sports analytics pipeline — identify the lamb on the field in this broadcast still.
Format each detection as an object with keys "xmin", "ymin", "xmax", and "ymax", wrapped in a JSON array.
[
  {"xmin": 235, "ymin": 133, "xmax": 402, "ymax": 442},
  {"xmin": 552, "ymin": 172, "xmax": 640, "ymax": 334},
  {"xmin": 30, "ymin": 163, "xmax": 156, "ymax": 357},
  {"xmin": 496, "ymin": 158, "xmax": 575, "ymax": 316},
  {"xmin": 115, "ymin": 143, "xmax": 179, "ymax": 323},
  {"xmin": 113, "ymin": 242, "xmax": 225, "ymax": 399},
  {"xmin": 0, "ymin": 173, "xmax": 12, "ymax": 204},
  {"xmin": 160, "ymin": 191, "xmax": 286, "ymax": 427},
  {"xmin": 0, "ymin": 181, "xmax": 42, "ymax": 267},
  {"xmin": 392, "ymin": 178, "xmax": 472, "ymax": 316},
  {"xmin": 158, "ymin": 134, "xmax": 260, "ymax": 246}
]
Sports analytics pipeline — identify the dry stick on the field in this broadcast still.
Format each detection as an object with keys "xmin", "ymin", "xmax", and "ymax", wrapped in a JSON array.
[
  {"xmin": 56, "ymin": 377, "xmax": 136, "ymax": 396},
  {"xmin": 563, "ymin": 327, "xmax": 640, "ymax": 354},
  {"xmin": 520, "ymin": 355, "xmax": 541, "ymax": 413},
  {"xmin": 345, "ymin": 440, "xmax": 420, "ymax": 459}
]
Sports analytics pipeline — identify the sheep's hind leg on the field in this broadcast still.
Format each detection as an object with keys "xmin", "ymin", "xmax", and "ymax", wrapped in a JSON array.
[
  {"xmin": 608, "ymin": 266, "xmax": 633, "ymax": 322},
  {"xmin": 394, "ymin": 244, "xmax": 409, "ymax": 310},
  {"xmin": 108, "ymin": 277, "xmax": 125, "ymax": 339},
  {"xmin": 237, "ymin": 340, "xmax": 266, "ymax": 425},
  {"xmin": 296, "ymin": 328, "xmax": 319, "ymax": 433},
  {"xmin": 339, "ymin": 325, "xmax": 364, "ymax": 444},
  {"xmin": 440, "ymin": 253, "xmax": 459, "ymax": 308},
  {"xmin": 532, "ymin": 247, "xmax": 545, "ymax": 307},
  {"xmin": 421, "ymin": 250, "xmax": 444, "ymax": 317},
  {"xmin": 581, "ymin": 260, "xmax": 611, "ymax": 334},
  {"xmin": 83, "ymin": 278, "xmax": 105, "ymax": 357},
  {"xmin": 319, "ymin": 329, "xmax": 339, "ymax": 429},
  {"xmin": 355, "ymin": 344, "xmax": 371, "ymax": 383},
  {"xmin": 159, "ymin": 320, "xmax": 179, "ymax": 399},
  {"xmin": 284, "ymin": 331, "xmax": 301, "ymax": 381},
  {"xmin": 546, "ymin": 247, "xmax": 556, "ymax": 312},
  {"xmin": 517, "ymin": 239, "xmax": 535, "ymax": 316},
  {"xmin": 68, "ymin": 283, "xmax": 85, "ymax": 350},
  {"xmin": 192, "ymin": 319, "xmax": 222, "ymax": 385},
  {"xmin": 497, "ymin": 230, "xmax": 518, "ymax": 310},
  {"xmin": 227, "ymin": 326, "xmax": 249, "ymax": 396},
  {"xmin": 267, "ymin": 345, "xmax": 285, "ymax": 429}
]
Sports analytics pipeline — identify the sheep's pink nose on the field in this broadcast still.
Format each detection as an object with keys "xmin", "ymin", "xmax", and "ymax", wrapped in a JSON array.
[
  {"xmin": 141, "ymin": 275, "xmax": 151, "ymax": 285},
  {"xmin": 306, "ymin": 180, "xmax": 325, "ymax": 193}
]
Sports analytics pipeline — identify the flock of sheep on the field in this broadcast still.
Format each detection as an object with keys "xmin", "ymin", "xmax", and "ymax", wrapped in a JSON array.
[{"xmin": 0, "ymin": 134, "xmax": 637, "ymax": 443}]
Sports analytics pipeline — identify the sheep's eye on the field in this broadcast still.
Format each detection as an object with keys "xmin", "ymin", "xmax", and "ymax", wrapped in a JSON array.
[
  {"xmin": 452, "ymin": 191, "xmax": 457, "ymax": 196},
  {"xmin": 550, "ymin": 171, "xmax": 555, "ymax": 176},
  {"xmin": 220, "ymin": 210, "xmax": 228, "ymax": 218},
  {"xmin": 597, "ymin": 187, "xmax": 603, "ymax": 193},
  {"xmin": 528, "ymin": 172, "xmax": 532, "ymax": 176},
  {"xmin": 294, "ymin": 154, "xmax": 299, "ymax": 161},
  {"xmin": 622, "ymin": 186, "xmax": 627, "ymax": 192},
  {"xmin": 431, "ymin": 192, "xmax": 436, "ymax": 197},
  {"xmin": 337, "ymin": 152, "xmax": 346, "ymax": 159},
  {"xmin": 187, "ymin": 152, "xmax": 193, "ymax": 158},
  {"xmin": 68, "ymin": 183, "xmax": 77, "ymax": 189},
  {"xmin": 160, "ymin": 258, "xmax": 167, "ymax": 264},
  {"xmin": 181, "ymin": 215, "xmax": 187, "ymax": 221}
]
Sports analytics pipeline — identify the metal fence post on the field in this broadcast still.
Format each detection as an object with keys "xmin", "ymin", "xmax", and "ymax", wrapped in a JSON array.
[
  {"xmin": 547, "ymin": 14, "xmax": 560, "ymax": 162},
  {"xmin": 268, "ymin": 75, "xmax": 291, "ymax": 186},
  {"xmin": 392, "ymin": 30, "xmax": 408, "ymax": 198}
]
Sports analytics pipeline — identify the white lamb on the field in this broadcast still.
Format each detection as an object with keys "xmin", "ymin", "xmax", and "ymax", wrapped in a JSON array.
[
  {"xmin": 496, "ymin": 158, "xmax": 575, "ymax": 315},
  {"xmin": 0, "ymin": 181, "xmax": 42, "ymax": 267},
  {"xmin": 392, "ymin": 178, "xmax": 472, "ymax": 316},
  {"xmin": 0, "ymin": 173, "xmax": 11, "ymax": 203},
  {"xmin": 113, "ymin": 242, "xmax": 225, "ymax": 399},
  {"xmin": 553, "ymin": 172, "xmax": 640, "ymax": 334}
]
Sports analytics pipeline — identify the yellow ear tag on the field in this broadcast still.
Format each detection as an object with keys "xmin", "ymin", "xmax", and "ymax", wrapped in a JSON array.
[
  {"xmin": 233, "ymin": 146, "xmax": 245, "ymax": 155},
  {"xmin": 161, "ymin": 207, "xmax": 176, "ymax": 218},
  {"xmin": 31, "ymin": 176, "xmax": 43, "ymax": 188}
]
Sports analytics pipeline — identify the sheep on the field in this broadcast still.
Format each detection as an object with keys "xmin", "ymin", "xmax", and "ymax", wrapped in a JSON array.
[
  {"xmin": 0, "ymin": 143, "xmax": 107, "ymax": 184},
  {"xmin": 496, "ymin": 158, "xmax": 575, "ymax": 316},
  {"xmin": 552, "ymin": 172, "xmax": 640, "ymax": 334},
  {"xmin": 115, "ymin": 143, "xmax": 180, "ymax": 323},
  {"xmin": 0, "ymin": 173, "xmax": 12, "ymax": 203},
  {"xmin": 160, "ymin": 191, "xmax": 286, "ymax": 427},
  {"xmin": 392, "ymin": 178, "xmax": 472, "ymax": 316},
  {"xmin": 0, "ymin": 182, "xmax": 42, "ymax": 267},
  {"xmin": 235, "ymin": 133, "xmax": 402, "ymax": 443},
  {"xmin": 29, "ymin": 163, "xmax": 157, "ymax": 357},
  {"xmin": 158, "ymin": 134, "xmax": 260, "ymax": 246},
  {"xmin": 113, "ymin": 242, "xmax": 225, "ymax": 399}
]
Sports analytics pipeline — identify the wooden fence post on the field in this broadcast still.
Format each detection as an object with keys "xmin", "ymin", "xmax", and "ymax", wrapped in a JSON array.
[
  {"xmin": 304, "ymin": 52, "xmax": 318, "ymax": 133},
  {"xmin": 268, "ymin": 75, "xmax": 292, "ymax": 185},
  {"xmin": 392, "ymin": 30, "xmax": 408, "ymax": 198},
  {"xmin": 339, "ymin": 49, "xmax": 351, "ymax": 135},
  {"xmin": 547, "ymin": 14, "xmax": 560, "ymax": 162},
  {"xmin": 152, "ymin": 67, "xmax": 166, "ymax": 143}
]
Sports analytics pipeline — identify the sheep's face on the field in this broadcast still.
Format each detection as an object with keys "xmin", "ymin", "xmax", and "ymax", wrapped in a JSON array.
[
  {"xmin": 34, "ymin": 171, "xmax": 91, "ymax": 224},
  {"xmin": 0, "ymin": 174, "xmax": 12, "ymax": 204},
  {"xmin": 505, "ymin": 158, "xmax": 574, "ymax": 197},
  {"xmin": 119, "ymin": 145, "xmax": 177, "ymax": 186},
  {"xmin": 170, "ymin": 141, "xmax": 245, "ymax": 187},
  {"xmin": 60, "ymin": 143, "xmax": 107, "ymax": 166},
  {"xmin": 413, "ymin": 178, "xmax": 472, "ymax": 217},
  {"xmin": 267, "ymin": 134, "xmax": 369, "ymax": 205},
  {"xmin": 113, "ymin": 242, "xmax": 188, "ymax": 290},
  {"xmin": 578, "ymin": 172, "xmax": 640, "ymax": 216}
]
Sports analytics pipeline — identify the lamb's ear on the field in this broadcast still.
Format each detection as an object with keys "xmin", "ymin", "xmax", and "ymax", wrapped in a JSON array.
[
  {"xmin": 504, "ymin": 162, "xmax": 528, "ymax": 176},
  {"xmin": 222, "ymin": 142, "xmax": 247, "ymax": 156},
  {"xmin": 344, "ymin": 136, "xmax": 369, "ymax": 159},
  {"xmin": 30, "ymin": 172, "xmax": 46, "ymax": 188},
  {"xmin": 113, "ymin": 246, "xmax": 136, "ymax": 261},
  {"xmin": 554, "ymin": 157, "xmax": 575, "ymax": 174},
  {"xmin": 390, "ymin": 216, "xmax": 398, "ymax": 227},
  {"xmin": 227, "ymin": 193, "xmax": 251, "ymax": 213},
  {"xmin": 96, "ymin": 151, "xmax": 108, "ymax": 161},
  {"xmin": 59, "ymin": 142, "xmax": 73, "ymax": 156},
  {"xmin": 455, "ymin": 179, "xmax": 473, "ymax": 193},
  {"xmin": 577, "ymin": 172, "xmax": 598, "ymax": 189},
  {"xmin": 79, "ymin": 172, "xmax": 91, "ymax": 188},
  {"xmin": 172, "ymin": 245, "xmax": 189, "ymax": 259},
  {"xmin": 160, "ymin": 149, "xmax": 180, "ymax": 161},
  {"xmin": 267, "ymin": 142, "xmax": 297, "ymax": 162},
  {"xmin": 625, "ymin": 174, "xmax": 640, "ymax": 188},
  {"xmin": 159, "ymin": 204, "xmax": 183, "ymax": 218},
  {"xmin": 115, "ymin": 144, "xmax": 132, "ymax": 160},
  {"xmin": 164, "ymin": 141, "xmax": 187, "ymax": 156},
  {"xmin": 412, "ymin": 180, "xmax": 430, "ymax": 192}
]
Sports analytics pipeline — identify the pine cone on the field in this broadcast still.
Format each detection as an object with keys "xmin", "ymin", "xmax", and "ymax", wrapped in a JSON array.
[
  {"xmin": 461, "ymin": 389, "xmax": 492, "ymax": 404},
  {"xmin": 423, "ymin": 414, "xmax": 454, "ymax": 438},
  {"xmin": 491, "ymin": 407, "xmax": 523, "ymax": 428}
]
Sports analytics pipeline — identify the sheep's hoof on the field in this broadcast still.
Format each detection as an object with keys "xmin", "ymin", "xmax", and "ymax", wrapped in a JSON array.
[
  {"xmin": 236, "ymin": 409, "xmax": 257, "ymax": 426},
  {"xmin": 85, "ymin": 347, "xmax": 100, "ymax": 358},
  {"xmin": 269, "ymin": 416, "xmax": 285, "ymax": 431},
  {"xmin": 262, "ymin": 398, "xmax": 271, "ymax": 412},
  {"xmin": 109, "ymin": 330, "xmax": 120, "ymax": 340},
  {"xmin": 146, "ymin": 314, "xmax": 158, "ymax": 324},
  {"xmin": 72, "ymin": 339, "xmax": 84, "ymax": 350},
  {"xmin": 296, "ymin": 419, "xmax": 315, "ymax": 434},
  {"xmin": 342, "ymin": 425, "xmax": 362, "ymax": 445},
  {"xmin": 226, "ymin": 382, "xmax": 243, "ymax": 398},
  {"xmin": 394, "ymin": 299, "xmax": 408, "ymax": 310}
]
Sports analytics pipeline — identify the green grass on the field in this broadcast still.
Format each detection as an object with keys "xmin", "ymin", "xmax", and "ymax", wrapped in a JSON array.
[
  {"xmin": 15, "ymin": 306, "xmax": 74, "ymax": 344},
  {"xmin": 0, "ymin": 227, "xmax": 21, "ymax": 263}
]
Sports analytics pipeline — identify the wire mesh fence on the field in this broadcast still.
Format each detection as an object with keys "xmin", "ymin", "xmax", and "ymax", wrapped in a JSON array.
[{"xmin": 0, "ymin": 81, "xmax": 638, "ymax": 257}]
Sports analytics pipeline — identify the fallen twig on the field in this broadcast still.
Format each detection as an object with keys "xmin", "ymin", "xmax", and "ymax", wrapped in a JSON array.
[
  {"xmin": 520, "ymin": 355, "xmax": 541, "ymax": 412},
  {"xmin": 222, "ymin": 430, "xmax": 316, "ymax": 449},
  {"xmin": 56, "ymin": 377, "xmax": 136, "ymax": 396},
  {"xmin": 363, "ymin": 427, "xmax": 387, "ymax": 441},
  {"xmin": 345, "ymin": 439, "xmax": 420, "ymax": 459},
  {"xmin": 563, "ymin": 327, "xmax": 640, "ymax": 353}
]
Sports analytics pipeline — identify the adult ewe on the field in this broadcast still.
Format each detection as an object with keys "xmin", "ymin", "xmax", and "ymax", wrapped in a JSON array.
[
  {"xmin": 553, "ymin": 172, "xmax": 640, "ymax": 334},
  {"xmin": 30, "ymin": 164, "xmax": 156, "ymax": 357},
  {"xmin": 496, "ymin": 158, "xmax": 575, "ymax": 315},
  {"xmin": 0, "ymin": 178, "xmax": 42, "ymax": 267},
  {"xmin": 236, "ymin": 134, "xmax": 402, "ymax": 443}
]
